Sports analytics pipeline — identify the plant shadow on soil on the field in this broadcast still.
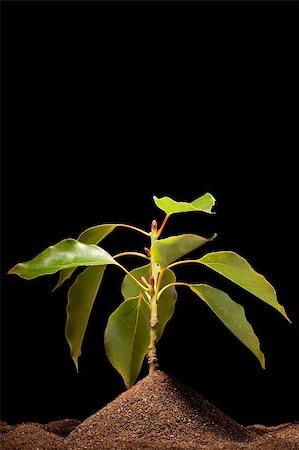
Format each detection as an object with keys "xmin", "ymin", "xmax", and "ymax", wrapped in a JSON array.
[{"xmin": 0, "ymin": 371, "xmax": 298, "ymax": 450}]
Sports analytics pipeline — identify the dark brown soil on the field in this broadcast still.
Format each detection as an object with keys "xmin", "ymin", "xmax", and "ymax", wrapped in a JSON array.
[
  {"xmin": 0, "ymin": 419, "xmax": 80, "ymax": 450},
  {"xmin": 0, "ymin": 423, "xmax": 66, "ymax": 450},
  {"xmin": 1, "ymin": 371, "xmax": 298, "ymax": 450}
]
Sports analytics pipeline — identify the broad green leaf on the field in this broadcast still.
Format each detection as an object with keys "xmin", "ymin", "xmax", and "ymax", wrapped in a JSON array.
[
  {"xmin": 53, "ymin": 224, "xmax": 118, "ymax": 290},
  {"xmin": 8, "ymin": 239, "xmax": 117, "ymax": 280},
  {"xmin": 152, "ymin": 234, "xmax": 215, "ymax": 268},
  {"xmin": 121, "ymin": 264, "xmax": 177, "ymax": 340},
  {"xmin": 153, "ymin": 193, "xmax": 215, "ymax": 215},
  {"xmin": 104, "ymin": 296, "xmax": 150, "ymax": 388},
  {"xmin": 198, "ymin": 251, "xmax": 290, "ymax": 322},
  {"xmin": 78, "ymin": 224, "xmax": 118, "ymax": 245},
  {"xmin": 156, "ymin": 269, "xmax": 177, "ymax": 340},
  {"xmin": 190, "ymin": 284, "xmax": 265, "ymax": 368},
  {"xmin": 66, "ymin": 265, "xmax": 106, "ymax": 370}
]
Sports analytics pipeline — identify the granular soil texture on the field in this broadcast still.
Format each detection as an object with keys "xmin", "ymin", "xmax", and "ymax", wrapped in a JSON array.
[
  {"xmin": 0, "ymin": 423, "xmax": 66, "ymax": 450},
  {"xmin": 0, "ymin": 419, "xmax": 80, "ymax": 450},
  {"xmin": 1, "ymin": 371, "xmax": 298, "ymax": 450},
  {"xmin": 66, "ymin": 371, "xmax": 299, "ymax": 450}
]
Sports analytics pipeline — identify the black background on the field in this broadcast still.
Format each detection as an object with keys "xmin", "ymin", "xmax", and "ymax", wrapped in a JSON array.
[{"xmin": 1, "ymin": 1, "xmax": 298, "ymax": 427}]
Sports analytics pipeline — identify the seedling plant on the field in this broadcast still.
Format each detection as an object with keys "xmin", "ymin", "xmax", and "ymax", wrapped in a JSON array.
[{"xmin": 9, "ymin": 194, "xmax": 290, "ymax": 388}]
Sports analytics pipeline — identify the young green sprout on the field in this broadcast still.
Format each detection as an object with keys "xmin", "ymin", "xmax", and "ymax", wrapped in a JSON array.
[{"xmin": 8, "ymin": 194, "xmax": 291, "ymax": 388}]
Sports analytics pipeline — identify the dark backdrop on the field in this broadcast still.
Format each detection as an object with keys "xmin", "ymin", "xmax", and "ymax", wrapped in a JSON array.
[{"xmin": 1, "ymin": 1, "xmax": 298, "ymax": 427}]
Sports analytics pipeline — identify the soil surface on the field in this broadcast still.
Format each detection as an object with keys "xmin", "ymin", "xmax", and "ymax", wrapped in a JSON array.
[{"xmin": 1, "ymin": 371, "xmax": 298, "ymax": 450}]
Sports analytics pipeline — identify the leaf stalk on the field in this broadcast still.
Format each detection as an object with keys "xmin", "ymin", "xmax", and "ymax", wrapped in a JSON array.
[
  {"xmin": 157, "ymin": 282, "xmax": 191, "ymax": 301},
  {"xmin": 116, "ymin": 262, "xmax": 149, "ymax": 291},
  {"xmin": 118, "ymin": 223, "xmax": 150, "ymax": 237},
  {"xmin": 113, "ymin": 251, "xmax": 149, "ymax": 261},
  {"xmin": 155, "ymin": 214, "xmax": 170, "ymax": 239}
]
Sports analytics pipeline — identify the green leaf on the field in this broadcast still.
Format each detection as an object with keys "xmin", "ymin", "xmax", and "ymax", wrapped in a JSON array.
[
  {"xmin": 190, "ymin": 284, "xmax": 265, "ymax": 368},
  {"xmin": 53, "ymin": 269, "xmax": 75, "ymax": 292},
  {"xmin": 66, "ymin": 265, "xmax": 106, "ymax": 370},
  {"xmin": 152, "ymin": 234, "xmax": 215, "ymax": 268},
  {"xmin": 198, "ymin": 251, "xmax": 290, "ymax": 322},
  {"xmin": 77, "ymin": 224, "xmax": 118, "ymax": 245},
  {"xmin": 156, "ymin": 269, "xmax": 177, "ymax": 340},
  {"xmin": 8, "ymin": 239, "xmax": 117, "ymax": 280},
  {"xmin": 104, "ymin": 296, "xmax": 151, "ymax": 388},
  {"xmin": 53, "ymin": 224, "xmax": 118, "ymax": 290},
  {"xmin": 121, "ymin": 264, "xmax": 177, "ymax": 340},
  {"xmin": 153, "ymin": 193, "xmax": 215, "ymax": 215}
]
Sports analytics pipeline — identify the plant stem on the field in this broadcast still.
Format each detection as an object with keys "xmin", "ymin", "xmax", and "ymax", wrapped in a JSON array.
[
  {"xmin": 148, "ymin": 221, "xmax": 159, "ymax": 375},
  {"xmin": 148, "ymin": 288, "xmax": 158, "ymax": 375}
]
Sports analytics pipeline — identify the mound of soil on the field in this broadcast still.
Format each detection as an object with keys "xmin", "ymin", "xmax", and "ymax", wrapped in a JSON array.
[
  {"xmin": 1, "ymin": 371, "xmax": 298, "ymax": 450},
  {"xmin": 0, "ymin": 423, "xmax": 66, "ymax": 450},
  {"xmin": 66, "ymin": 370, "xmax": 251, "ymax": 450}
]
